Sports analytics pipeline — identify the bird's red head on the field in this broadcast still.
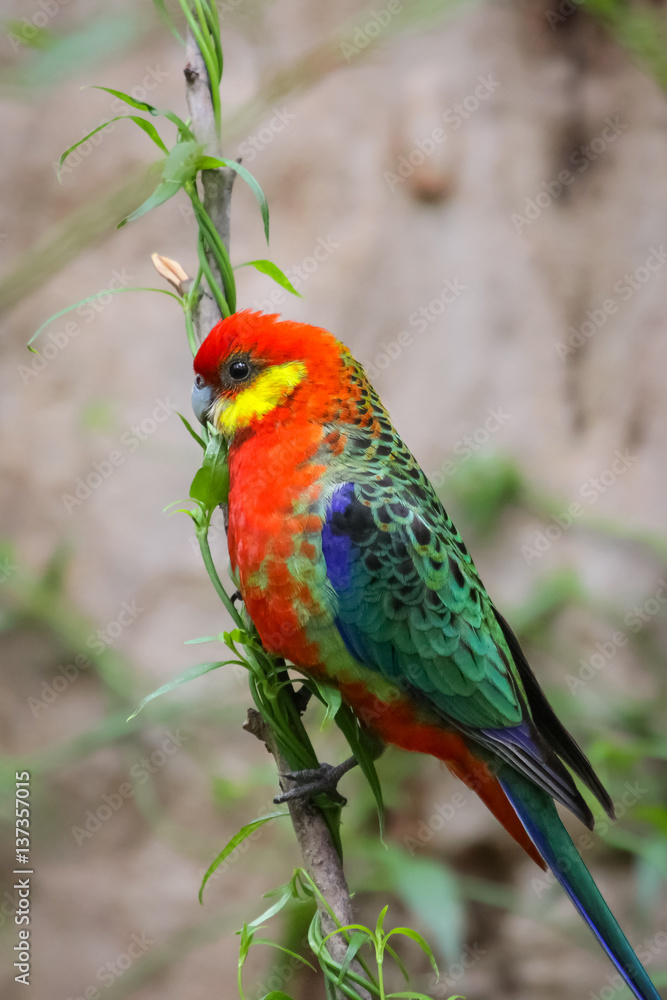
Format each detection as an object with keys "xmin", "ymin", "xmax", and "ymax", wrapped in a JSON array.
[{"xmin": 192, "ymin": 310, "xmax": 350, "ymax": 437}]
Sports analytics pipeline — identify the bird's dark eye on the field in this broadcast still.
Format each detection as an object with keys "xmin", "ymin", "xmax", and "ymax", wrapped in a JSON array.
[
  {"xmin": 194, "ymin": 374, "xmax": 206, "ymax": 390},
  {"xmin": 229, "ymin": 360, "xmax": 250, "ymax": 381}
]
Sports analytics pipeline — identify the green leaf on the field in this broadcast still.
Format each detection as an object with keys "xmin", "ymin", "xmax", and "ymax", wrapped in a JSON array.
[
  {"xmin": 92, "ymin": 86, "xmax": 193, "ymax": 137},
  {"xmin": 126, "ymin": 661, "xmax": 226, "ymax": 721},
  {"xmin": 198, "ymin": 156, "xmax": 270, "ymax": 242},
  {"xmin": 384, "ymin": 942, "xmax": 409, "ymax": 982},
  {"xmin": 163, "ymin": 141, "xmax": 205, "ymax": 183},
  {"xmin": 375, "ymin": 905, "xmax": 389, "ymax": 938},
  {"xmin": 152, "ymin": 0, "xmax": 184, "ymax": 42},
  {"xmin": 29, "ymin": 287, "xmax": 181, "ymax": 348},
  {"xmin": 316, "ymin": 683, "xmax": 342, "ymax": 729},
  {"xmin": 335, "ymin": 931, "xmax": 367, "ymax": 985},
  {"xmin": 119, "ymin": 142, "xmax": 205, "ymax": 228},
  {"xmin": 199, "ymin": 813, "xmax": 287, "ymax": 902},
  {"xmin": 388, "ymin": 993, "xmax": 455, "ymax": 999},
  {"xmin": 237, "ymin": 260, "xmax": 301, "ymax": 297},
  {"xmin": 190, "ymin": 431, "xmax": 229, "ymax": 508},
  {"xmin": 58, "ymin": 116, "xmax": 168, "ymax": 177},
  {"xmin": 177, "ymin": 412, "xmax": 206, "ymax": 449},
  {"xmin": 334, "ymin": 706, "xmax": 384, "ymax": 839},
  {"xmin": 248, "ymin": 887, "xmax": 293, "ymax": 929},
  {"xmin": 252, "ymin": 940, "xmax": 315, "ymax": 971},
  {"xmin": 384, "ymin": 927, "xmax": 439, "ymax": 979},
  {"xmin": 118, "ymin": 180, "xmax": 184, "ymax": 226},
  {"xmin": 260, "ymin": 993, "xmax": 295, "ymax": 1000},
  {"xmin": 238, "ymin": 921, "xmax": 254, "ymax": 963}
]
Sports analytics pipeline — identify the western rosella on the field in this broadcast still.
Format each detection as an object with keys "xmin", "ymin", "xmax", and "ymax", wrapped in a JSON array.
[{"xmin": 191, "ymin": 309, "xmax": 661, "ymax": 1000}]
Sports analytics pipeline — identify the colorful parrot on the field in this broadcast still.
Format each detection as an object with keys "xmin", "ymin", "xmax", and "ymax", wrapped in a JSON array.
[{"xmin": 192, "ymin": 309, "xmax": 661, "ymax": 1000}]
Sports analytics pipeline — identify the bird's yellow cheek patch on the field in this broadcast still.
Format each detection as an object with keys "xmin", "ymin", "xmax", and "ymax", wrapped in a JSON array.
[{"xmin": 212, "ymin": 361, "xmax": 307, "ymax": 436}]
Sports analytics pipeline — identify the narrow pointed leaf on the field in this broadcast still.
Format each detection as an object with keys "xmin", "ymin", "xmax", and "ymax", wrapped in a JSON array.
[
  {"xmin": 384, "ymin": 927, "xmax": 439, "ymax": 978},
  {"xmin": 118, "ymin": 180, "xmax": 183, "ymax": 226},
  {"xmin": 252, "ymin": 940, "xmax": 315, "ymax": 971},
  {"xmin": 58, "ymin": 115, "xmax": 167, "ymax": 177},
  {"xmin": 29, "ymin": 287, "xmax": 180, "ymax": 347},
  {"xmin": 119, "ymin": 142, "xmax": 204, "ymax": 228},
  {"xmin": 127, "ymin": 661, "xmax": 226, "ymax": 721},
  {"xmin": 335, "ymin": 930, "xmax": 367, "ymax": 984},
  {"xmin": 92, "ymin": 86, "xmax": 193, "ymax": 137},
  {"xmin": 152, "ymin": 0, "xmax": 183, "ymax": 42},
  {"xmin": 384, "ymin": 943, "xmax": 409, "ymax": 982},
  {"xmin": 237, "ymin": 260, "xmax": 301, "ymax": 297},
  {"xmin": 388, "ymin": 993, "xmax": 454, "ymax": 999},
  {"xmin": 334, "ymin": 705, "xmax": 384, "ymax": 839},
  {"xmin": 198, "ymin": 156, "xmax": 270, "ymax": 242},
  {"xmin": 177, "ymin": 412, "xmax": 206, "ymax": 449},
  {"xmin": 248, "ymin": 889, "xmax": 293, "ymax": 929},
  {"xmin": 199, "ymin": 813, "xmax": 287, "ymax": 902},
  {"xmin": 318, "ymin": 683, "xmax": 342, "ymax": 729}
]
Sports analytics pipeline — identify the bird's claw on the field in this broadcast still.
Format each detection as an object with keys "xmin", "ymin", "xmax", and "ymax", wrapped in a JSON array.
[{"xmin": 273, "ymin": 757, "xmax": 357, "ymax": 806}]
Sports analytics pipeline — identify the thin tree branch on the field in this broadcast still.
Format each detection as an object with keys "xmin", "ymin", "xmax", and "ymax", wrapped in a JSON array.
[
  {"xmin": 244, "ymin": 710, "xmax": 372, "ymax": 999},
  {"xmin": 184, "ymin": 26, "xmax": 235, "ymax": 340},
  {"xmin": 183, "ymin": 28, "xmax": 371, "ymax": 1000}
]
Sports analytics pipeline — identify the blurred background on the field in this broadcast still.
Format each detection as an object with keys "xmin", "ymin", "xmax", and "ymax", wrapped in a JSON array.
[{"xmin": 2, "ymin": 0, "xmax": 667, "ymax": 998}]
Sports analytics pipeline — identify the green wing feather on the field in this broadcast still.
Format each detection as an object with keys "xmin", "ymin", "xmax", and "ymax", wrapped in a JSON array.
[
  {"xmin": 324, "ymin": 476, "xmax": 525, "ymax": 731},
  {"xmin": 320, "ymin": 458, "xmax": 609, "ymax": 824}
]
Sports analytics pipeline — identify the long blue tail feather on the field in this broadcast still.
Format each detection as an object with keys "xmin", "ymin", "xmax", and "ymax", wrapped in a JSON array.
[{"xmin": 499, "ymin": 767, "xmax": 661, "ymax": 1000}]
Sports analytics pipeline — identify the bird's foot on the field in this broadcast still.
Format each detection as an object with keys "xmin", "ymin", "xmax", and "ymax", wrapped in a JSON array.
[{"xmin": 274, "ymin": 756, "xmax": 358, "ymax": 806}]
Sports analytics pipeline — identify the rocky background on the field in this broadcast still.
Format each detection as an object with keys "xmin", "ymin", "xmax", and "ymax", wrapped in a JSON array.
[{"xmin": 1, "ymin": 1, "xmax": 667, "ymax": 998}]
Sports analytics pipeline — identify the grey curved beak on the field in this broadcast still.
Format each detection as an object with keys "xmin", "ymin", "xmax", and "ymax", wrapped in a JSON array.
[{"xmin": 191, "ymin": 380, "xmax": 214, "ymax": 426}]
